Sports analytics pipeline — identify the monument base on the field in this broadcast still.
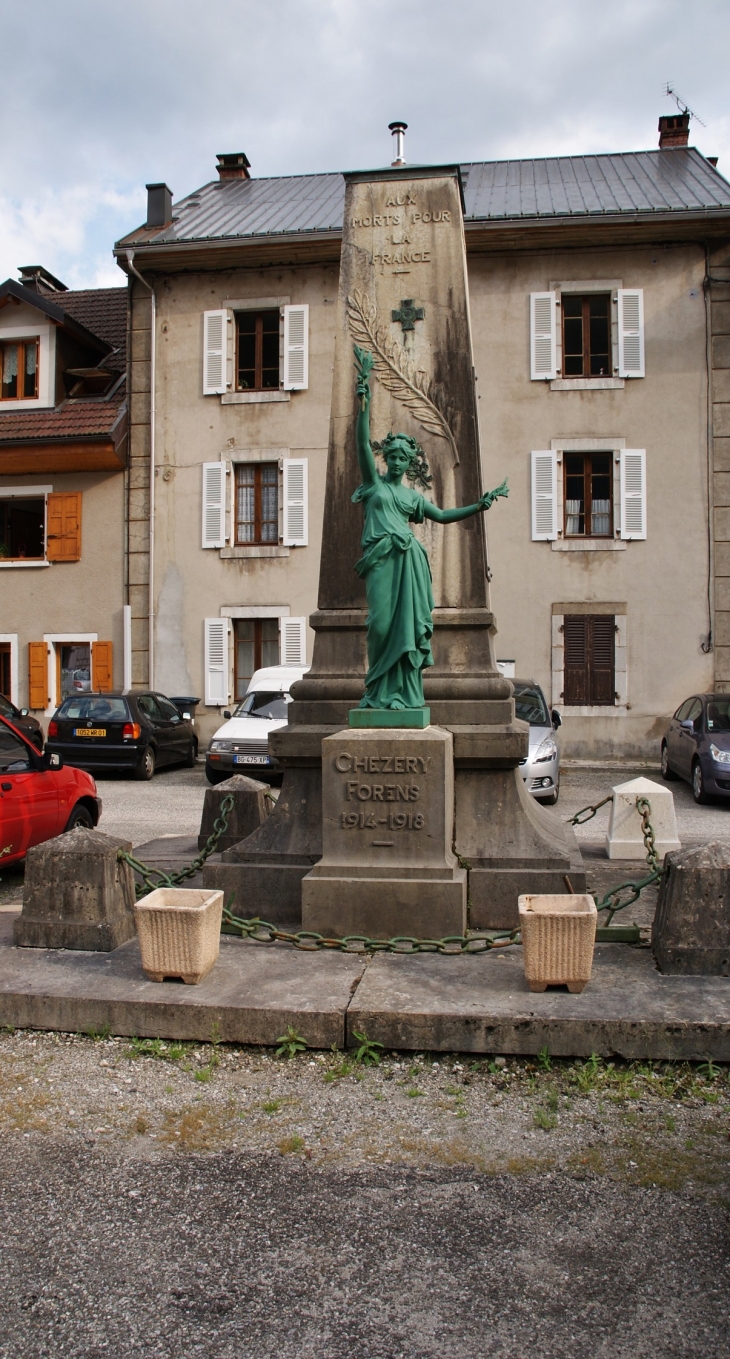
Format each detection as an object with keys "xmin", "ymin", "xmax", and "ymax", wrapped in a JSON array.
[
  {"xmin": 348, "ymin": 707, "xmax": 431, "ymax": 729},
  {"xmin": 301, "ymin": 725, "xmax": 466, "ymax": 939},
  {"xmin": 302, "ymin": 872, "xmax": 466, "ymax": 939}
]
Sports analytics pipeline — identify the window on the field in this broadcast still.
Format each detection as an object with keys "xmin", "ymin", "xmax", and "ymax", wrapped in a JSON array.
[
  {"xmin": 236, "ymin": 310, "xmax": 280, "ymax": 391},
  {"xmin": 564, "ymin": 615, "xmax": 615, "ymax": 706},
  {"xmin": 234, "ymin": 618, "xmax": 279, "ymax": 699},
  {"xmin": 0, "ymin": 644, "xmax": 10, "ymax": 700},
  {"xmin": 561, "ymin": 296, "xmax": 610, "ymax": 377},
  {"xmin": 1, "ymin": 339, "xmax": 39, "ymax": 401},
  {"xmin": 236, "ymin": 464, "xmax": 278, "ymax": 545},
  {"xmin": 234, "ymin": 690, "xmax": 289, "ymax": 720},
  {"xmin": 58, "ymin": 643, "xmax": 91, "ymax": 702},
  {"xmin": 512, "ymin": 684, "xmax": 550, "ymax": 726},
  {"xmin": 0, "ymin": 498, "xmax": 44, "ymax": 560},
  {"xmin": 57, "ymin": 696, "xmax": 128, "ymax": 722},
  {"xmin": 564, "ymin": 453, "xmax": 612, "ymax": 537},
  {"xmin": 0, "ymin": 727, "xmax": 30, "ymax": 772}
]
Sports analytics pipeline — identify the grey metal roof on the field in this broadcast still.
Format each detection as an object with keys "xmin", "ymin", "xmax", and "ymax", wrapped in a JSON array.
[{"xmin": 117, "ymin": 148, "xmax": 730, "ymax": 248}]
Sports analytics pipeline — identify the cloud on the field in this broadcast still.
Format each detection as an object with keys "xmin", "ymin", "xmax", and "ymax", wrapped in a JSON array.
[{"xmin": 1, "ymin": 0, "xmax": 729, "ymax": 286}]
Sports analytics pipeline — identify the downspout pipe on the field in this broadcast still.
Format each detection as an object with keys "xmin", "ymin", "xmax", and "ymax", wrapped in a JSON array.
[{"xmin": 126, "ymin": 250, "xmax": 156, "ymax": 688}]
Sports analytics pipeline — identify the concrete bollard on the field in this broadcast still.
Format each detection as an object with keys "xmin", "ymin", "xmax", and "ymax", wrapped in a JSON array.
[
  {"xmin": 197, "ymin": 774, "xmax": 272, "ymax": 853},
  {"xmin": 605, "ymin": 775, "xmax": 680, "ymax": 860},
  {"xmin": 653, "ymin": 842, "xmax": 730, "ymax": 975},
  {"xmin": 14, "ymin": 827, "xmax": 136, "ymax": 951}
]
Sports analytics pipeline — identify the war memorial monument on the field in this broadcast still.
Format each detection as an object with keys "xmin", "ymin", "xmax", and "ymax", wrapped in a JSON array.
[{"xmin": 206, "ymin": 158, "xmax": 585, "ymax": 934}]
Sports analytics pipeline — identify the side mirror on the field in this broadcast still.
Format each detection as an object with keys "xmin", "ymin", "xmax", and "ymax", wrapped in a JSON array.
[
  {"xmin": 551, "ymin": 710, "xmax": 562, "ymax": 729},
  {"xmin": 182, "ymin": 711, "xmax": 191, "ymax": 721},
  {"xmin": 20, "ymin": 708, "xmax": 29, "ymax": 717},
  {"xmin": 680, "ymin": 719, "xmax": 694, "ymax": 731},
  {"xmin": 43, "ymin": 749, "xmax": 63, "ymax": 770},
  {"xmin": 223, "ymin": 710, "xmax": 232, "ymax": 720}
]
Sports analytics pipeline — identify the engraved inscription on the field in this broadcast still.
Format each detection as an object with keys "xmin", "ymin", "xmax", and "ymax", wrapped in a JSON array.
[{"xmin": 333, "ymin": 748, "xmax": 429, "ymax": 834}]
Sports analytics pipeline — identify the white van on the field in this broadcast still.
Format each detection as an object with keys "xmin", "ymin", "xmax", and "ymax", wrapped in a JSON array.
[{"xmin": 205, "ymin": 664, "xmax": 309, "ymax": 785}]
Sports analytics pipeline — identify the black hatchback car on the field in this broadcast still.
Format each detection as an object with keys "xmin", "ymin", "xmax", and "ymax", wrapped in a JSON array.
[
  {"xmin": 46, "ymin": 691, "xmax": 198, "ymax": 780},
  {"xmin": 0, "ymin": 693, "xmax": 44, "ymax": 750},
  {"xmin": 662, "ymin": 692, "xmax": 730, "ymax": 804}
]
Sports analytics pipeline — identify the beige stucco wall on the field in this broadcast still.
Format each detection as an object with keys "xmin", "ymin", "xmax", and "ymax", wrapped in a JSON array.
[
  {"xmin": 150, "ymin": 240, "xmax": 713, "ymax": 758},
  {"xmin": 470, "ymin": 241, "xmax": 713, "ymax": 758},
  {"xmin": 0, "ymin": 469, "xmax": 126, "ymax": 721},
  {"xmin": 150, "ymin": 265, "xmax": 339, "ymax": 744}
]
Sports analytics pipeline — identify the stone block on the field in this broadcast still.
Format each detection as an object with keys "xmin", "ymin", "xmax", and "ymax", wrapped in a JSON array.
[
  {"xmin": 713, "ymin": 371, "xmax": 730, "ymax": 404},
  {"xmin": 606, "ymin": 776, "xmax": 680, "ymax": 860},
  {"xmin": 653, "ymin": 842, "xmax": 730, "ymax": 974},
  {"xmin": 712, "ymin": 335, "xmax": 730, "ymax": 369},
  {"xmin": 712, "ymin": 301, "xmax": 730, "ymax": 336},
  {"xmin": 714, "ymin": 507, "xmax": 730, "ymax": 542},
  {"xmin": 714, "ymin": 437, "xmax": 730, "ymax": 471},
  {"xmin": 715, "ymin": 541, "xmax": 730, "ymax": 575},
  {"xmin": 714, "ymin": 611, "xmax": 730, "ymax": 648},
  {"xmin": 302, "ymin": 726, "xmax": 467, "ymax": 938},
  {"xmin": 14, "ymin": 828, "xmax": 136, "ymax": 951},
  {"xmin": 204, "ymin": 861, "xmax": 309, "ymax": 929},
  {"xmin": 198, "ymin": 774, "xmax": 272, "ymax": 852},
  {"xmin": 714, "ymin": 405, "xmax": 730, "ymax": 440}
]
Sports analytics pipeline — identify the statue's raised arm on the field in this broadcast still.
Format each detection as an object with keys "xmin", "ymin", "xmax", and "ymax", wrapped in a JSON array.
[{"xmin": 354, "ymin": 347, "xmax": 378, "ymax": 486}]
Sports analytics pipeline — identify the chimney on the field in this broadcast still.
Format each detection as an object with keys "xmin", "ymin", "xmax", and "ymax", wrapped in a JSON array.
[
  {"xmin": 658, "ymin": 113, "xmax": 690, "ymax": 149},
  {"xmin": 18, "ymin": 265, "xmax": 68, "ymax": 295},
  {"xmin": 146, "ymin": 183, "xmax": 173, "ymax": 228},
  {"xmin": 388, "ymin": 121, "xmax": 407, "ymax": 167},
  {"xmin": 216, "ymin": 152, "xmax": 251, "ymax": 181}
]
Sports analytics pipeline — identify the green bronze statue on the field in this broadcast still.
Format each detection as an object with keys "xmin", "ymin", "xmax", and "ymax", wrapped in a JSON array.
[{"xmin": 352, "ymin": 346, "xmax": 508, "ymax": 711}]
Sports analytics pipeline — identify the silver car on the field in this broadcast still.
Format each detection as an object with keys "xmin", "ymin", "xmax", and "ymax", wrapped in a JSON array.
[{"xmin": 513, "ymin": 679, "xmax": 561, "ymax": 805}]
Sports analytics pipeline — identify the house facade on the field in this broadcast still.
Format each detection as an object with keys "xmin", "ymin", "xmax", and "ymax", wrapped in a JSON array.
[
  {"xmin": 0, "ymin": 267, "xmax": 128, "ymax": 715},
  {"xmin": 114, "ymin": 123, "xmax": 730, "ymax": 757}
]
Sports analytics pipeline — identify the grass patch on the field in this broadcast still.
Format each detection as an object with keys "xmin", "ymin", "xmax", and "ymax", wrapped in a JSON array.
[
  {"xmin": 262, "ymin": 1099, "xmax": 282, "ymax": 1115},
  {"xmin": 533, "ymin": 1107, "xmax": 558, "ymax": 1131},
  {"xmin": 278, "ymin": 1134, "xmax": 304, "ymax": 1155}
]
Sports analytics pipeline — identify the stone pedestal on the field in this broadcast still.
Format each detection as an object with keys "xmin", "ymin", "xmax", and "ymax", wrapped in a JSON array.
[
  {"xmin": 653, "ymin": 842, "xmax": 730, "ymax": 974},
  {"xmin": 302, "ymin": 728, "xmax": 466, "ymax": 938},
  {"xmin": 197, "ymin": 774, "xmax": 271, "ymax": 853},
  {"xmin": 606, "ymin": 775, "xmax": 680, "ymax": 860},
  {"xmin": 14, "ymin": 827, "xmax": 136, "ymax": 951}
]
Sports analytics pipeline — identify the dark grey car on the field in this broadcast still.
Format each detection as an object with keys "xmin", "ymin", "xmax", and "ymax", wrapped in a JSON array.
[{"xmin": 661, "ymin": 693, "xmax": 730, "ymax": 803}]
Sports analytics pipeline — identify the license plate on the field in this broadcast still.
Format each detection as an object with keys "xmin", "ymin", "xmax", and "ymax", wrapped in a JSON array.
[
  {"xmin": 74, "ymin": 728, "xmax": 106, "ymax": 737},
  {"xmin": 234, "ymin": 754, "xmax": 269, "ymax": 765}
]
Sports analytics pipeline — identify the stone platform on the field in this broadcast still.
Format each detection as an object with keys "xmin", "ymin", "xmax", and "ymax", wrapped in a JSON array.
[{"xmin": 0, "ymin": 912, "xmax": 728, "ymax": 1060}]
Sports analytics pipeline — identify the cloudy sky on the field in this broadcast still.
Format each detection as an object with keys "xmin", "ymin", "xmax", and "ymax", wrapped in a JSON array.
[{"xmin": 1, "ymin": 0, "xmax": 729, "ymax": 289}]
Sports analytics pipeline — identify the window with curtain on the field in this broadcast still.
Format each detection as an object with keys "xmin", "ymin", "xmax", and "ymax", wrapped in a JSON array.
[
  {"xmin": 564, "ymin": 452, "xmax": 612, "ymax": 538},
  {"xmin": 1, "ymin": 339, "xmax": 39, "ymax": 400},
  {"xmin": 235, "ymin": 463, "xmax": 279, "ymax": 545},
  {"xmin": 234, "ymin": 618, "xmax": 280, "ymax": 698},
  {"xmin": 236, "ymin": 310, "xmax": 280, "ymax": 390}
]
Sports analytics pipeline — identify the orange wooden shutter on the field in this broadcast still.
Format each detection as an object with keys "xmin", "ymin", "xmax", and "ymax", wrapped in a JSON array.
[
  {"xmin": 92, "ymin": 642, "xmax": 113, "ymax": 692},
  {"xmin": 46, "ymin": 492, "xmax": 81, "ymax": 562},
  {"xmin": 28, "ymin": 642, "xmax": 49, "ymax": 709}
]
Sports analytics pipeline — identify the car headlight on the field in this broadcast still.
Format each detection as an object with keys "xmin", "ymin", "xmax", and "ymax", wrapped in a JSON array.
[
  {"xmin": 534, "ymin": 735, "xmax": 558, "ymax": 763},
  {"xmin": 710, "ymin": 743, "xmax": 730, "ymax": 765},
  {"xmin": 210, "ymin": 740, "xmax": 232, "ymax": 752}
]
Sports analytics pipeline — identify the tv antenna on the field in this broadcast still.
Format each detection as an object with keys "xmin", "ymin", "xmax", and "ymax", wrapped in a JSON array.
[{"xmin": 665, "ymin": 84, "xmax": 706, "ymax": 127}]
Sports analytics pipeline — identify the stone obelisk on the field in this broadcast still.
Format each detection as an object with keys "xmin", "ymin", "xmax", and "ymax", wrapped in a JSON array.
[{"xmin": 205, "ymin": 164, "xmax": 584, "ymax": 928}]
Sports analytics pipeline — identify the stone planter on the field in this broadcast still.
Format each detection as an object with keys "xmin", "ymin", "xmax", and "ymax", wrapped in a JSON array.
[
  {"xmin": 134, "ymin": 888, "xmax": 223, "ymax": 984},
  {"xmin": 518, "ymin": 894, "xmax": 597, "ymax": 993}
]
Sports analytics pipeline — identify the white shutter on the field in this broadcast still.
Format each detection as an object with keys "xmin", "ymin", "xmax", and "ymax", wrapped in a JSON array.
[
  {"xmin": 530, "ymin": 292, "xmax": 557, "ymax": 380},
  {"xmin": 620, "ymin": 449, "xmax": 647, "ymax": 540},
  {"xmin": 204, "ymin": 619, "xmax": 229, "ymax": 705},
  {"xmin": 282, "ymin": 304, "xmax": 309, "ymax": 390},
  {"xmin": 282, "ymin": 458, "xmax": 308, "ymax": 546},
  {"xmin": 202, "ymin": 462, "xmax": 226, "ymax": 548},
  {"xmin": 280, "ymin": 617, "xmax": 306, "ymax": 666},
  {"xmin": 617, "ymin": 289, "xmax": 645, "ymax": 378},
  {"xmin": 531, "ymin": 451, "xmax": 558, "ymax": 541},
  {"xmin": 202, "ymin": 309, "xmax": 228, "ymax": 395}
]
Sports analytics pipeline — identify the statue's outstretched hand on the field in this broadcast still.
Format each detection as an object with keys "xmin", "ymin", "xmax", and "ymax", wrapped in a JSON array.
[
  {"xmin": 354, "ymin": 346, "xmax": 374, "ymax": 402},
  {"xmin": 478, "ymin": 477, "xmax": 509, "ymax": 511}
]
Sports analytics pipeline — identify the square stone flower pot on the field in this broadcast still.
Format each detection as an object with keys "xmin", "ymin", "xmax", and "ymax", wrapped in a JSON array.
[
  {"xmin": 134, "ymin": 888, "xmax": 223, "ymax": 984},
  {"xmin": 518, "ymin": 894, "xmax": 597, "ymax": 993}
]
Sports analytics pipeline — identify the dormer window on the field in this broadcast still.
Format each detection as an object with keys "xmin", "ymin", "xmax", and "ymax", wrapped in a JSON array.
[{"xmin": 1, "ymin": 338, "xmax": 39, "ymax": 401}]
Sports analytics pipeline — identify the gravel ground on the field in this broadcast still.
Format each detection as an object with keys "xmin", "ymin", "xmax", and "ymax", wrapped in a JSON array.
[{"xmin": 0, "ymin": 1031, "xmax": 728, "ymax": 1357}]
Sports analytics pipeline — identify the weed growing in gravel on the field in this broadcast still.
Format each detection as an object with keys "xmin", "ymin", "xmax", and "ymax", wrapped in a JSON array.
[
  {"xmin": 278, "ymin": 1134, "xmax": 304, "ymax": 1154},
  {"xmin": 406, "ymin": 1087, "xmax": 424, "ymax": 1098},
  {"xmin": 537, "ymin": 1047, "xmax": 552, "ymax": 1071},
  {"xmin": 86, "ymin": 1024, "xmax": 111, "ymax": 1042},
  {"xmin": 275, "ymin": 1028, "xmax": 307, "ymax": 1060},
  {"xmin": 262, "ymin": 1099, "xmax": 282, "ymax": 1114},
  {"xmin": 126, "ymin": 1037, "xmax": 185, "ymax": 1063},
  {"xmin": 533, "ymin": 1107, "xmax": 558, "ymax": 1131},
  {"xmin": 351, "ymin": 1031, "xmax": 384, "ymax": 1066}
]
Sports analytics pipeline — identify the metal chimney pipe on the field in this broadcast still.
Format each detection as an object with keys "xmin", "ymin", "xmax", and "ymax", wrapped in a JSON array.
[{"xmin": 388, "ymin": 121, "xmax": 408, "ymax": 167}]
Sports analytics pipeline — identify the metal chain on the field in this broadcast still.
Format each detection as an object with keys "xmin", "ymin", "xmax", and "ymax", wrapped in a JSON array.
[
  {"xmin": 118, "ymin": 793, "xmax": 235, "ymax": 900},
  {"xmin": 221, "ymin": 905, "xmax": 521, "ymax": 953},
  {"xmin": 567, "ymin": 794, "xmax": 614, "ymax": 826},
  {"xmin": 594, "ymin": 794, "xmax": 663, "ymax": 925}
]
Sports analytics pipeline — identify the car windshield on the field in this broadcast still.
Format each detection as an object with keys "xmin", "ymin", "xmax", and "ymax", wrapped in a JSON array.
[
  {"xmin": 0, "ymin": 695, "xmax": 15, "ymax": 718},
  {"xmin": 57, "ymin": 696, "xmax": 129, "ymax": 722},
  {"xmin": 706, "ymin": 699, "xmax": 730, "ymax": 733},
  {"xmin": 512, "ymin": 684, "xmax": 550, "ymax": 726},
  {"xmin": 233, "ymin": 691, "xmax": 289, "ymax": 721}
]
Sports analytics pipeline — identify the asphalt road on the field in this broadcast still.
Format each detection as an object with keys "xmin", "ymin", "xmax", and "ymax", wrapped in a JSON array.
[{"xmin": 1, "ymin": 1138, "xmax": 727, "ymax": 1359}]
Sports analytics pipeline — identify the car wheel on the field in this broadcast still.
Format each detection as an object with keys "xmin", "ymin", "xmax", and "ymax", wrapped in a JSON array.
[
  {"xmin": 185, "ymin": 738, "xmax": 198, "ymax": 768},
  {"xmin": 692, "ymin": 759, "xmax": 710, "ymax": 805},
  {"xmin": 64, "ymin": 803, "xmax": 95, "ymax": 832},
  {"xmin": 134, "ymin": 747, "xmax": 156, "ymax": 782},
  {"xmin": 538, "ymin": 784, "xmax": 559, "ymax": 806},
  {"xmin": 661, "ymin": 743, "xmax": 678, "ymax": 781}
]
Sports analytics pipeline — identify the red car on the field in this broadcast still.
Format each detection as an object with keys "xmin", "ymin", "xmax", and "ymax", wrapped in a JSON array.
[{"xmin": 0, "ymin": 714, "xmax": 102, "ymax": 867}]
